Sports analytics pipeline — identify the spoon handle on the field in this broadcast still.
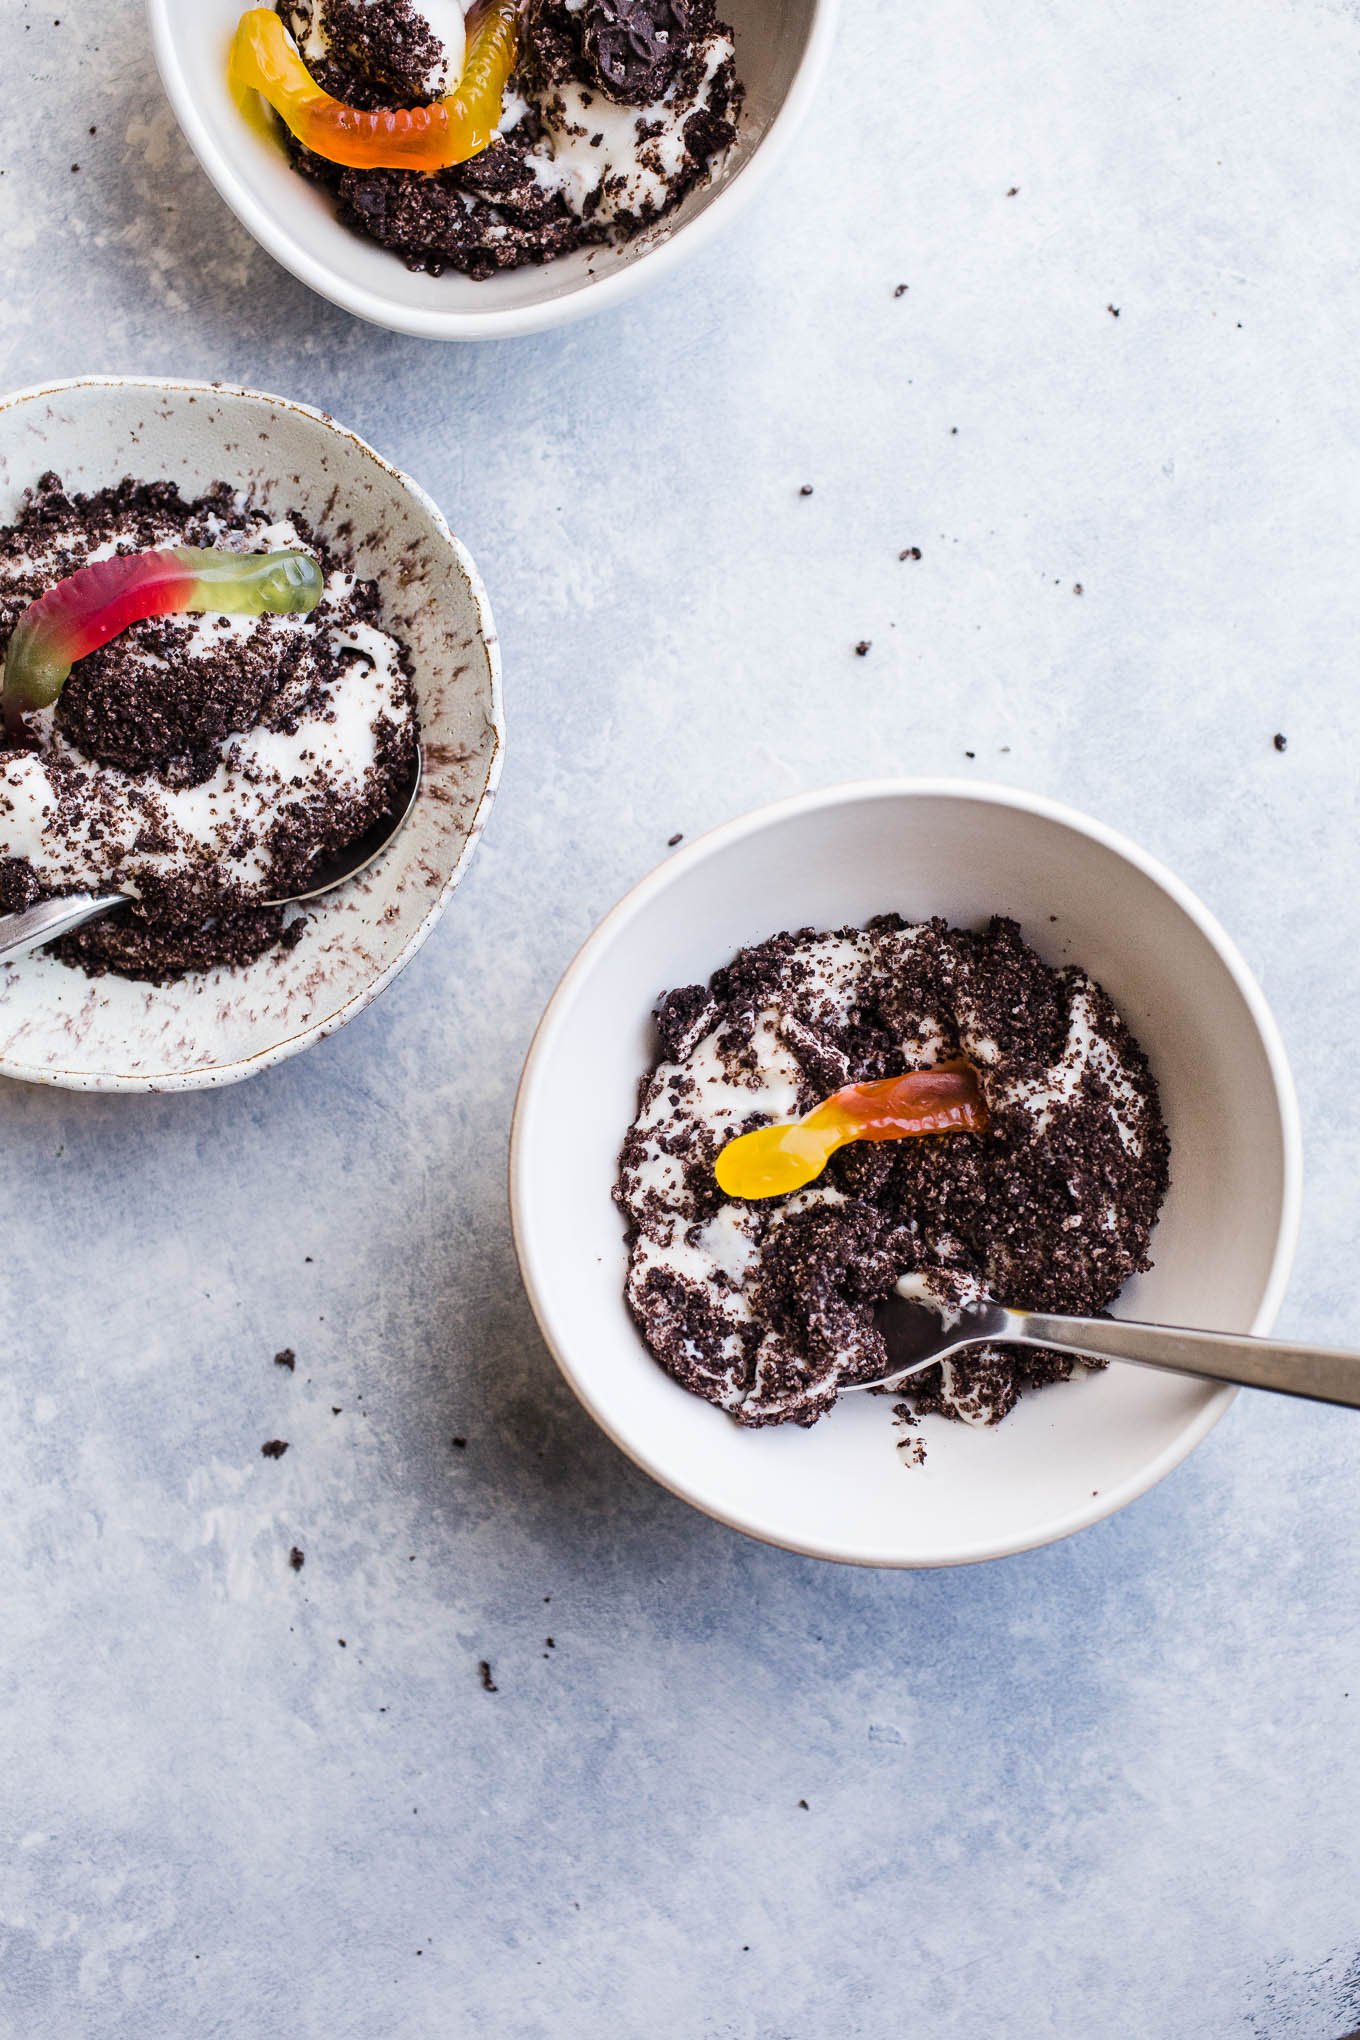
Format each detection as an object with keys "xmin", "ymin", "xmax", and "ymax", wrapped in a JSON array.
[
  {"xmin": 0, "ymin": 891, "xmax": 125, "ymax": 962},
  {"xmin": 1011, "ymin": 1311, "xmax": 1360, "ymax": 1411}
]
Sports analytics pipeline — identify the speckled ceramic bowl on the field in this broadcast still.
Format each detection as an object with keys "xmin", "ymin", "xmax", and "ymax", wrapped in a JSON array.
[
  {"xmin": 0, "ymin": 377, "xmax": 502, "ymax": 1091},
  {"xmin": 148, "ymin": 0, "xmax": 840, "ymax": 340},
  {"xmin": 512, "ymin": 781, "xmax": 1302, "ymax": 1567}
]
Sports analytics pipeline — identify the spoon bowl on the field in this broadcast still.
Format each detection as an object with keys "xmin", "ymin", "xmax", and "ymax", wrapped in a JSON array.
[{"xmin": 265, "ymin": 743, "xmax": 423, "ymax": 904}]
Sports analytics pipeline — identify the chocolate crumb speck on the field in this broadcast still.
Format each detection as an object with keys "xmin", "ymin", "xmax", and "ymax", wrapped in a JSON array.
[
  {"xmin": 668, "ymin": 832, "xmax": 684, "ymax": 847},
  {"xmin": 1006, "ymin": 185, "xmax": 1018, "ymax": 195},
  {"xmin": 799, "ymin": 485, "xmax": 814, "ymax": 497},
  {"xmin": 1107, "ymin": 303, "xmax": 1120, "ymax": 317},
  {"xmin": 479, "ymin": 1661, "xmax": 498, "ymax": 1693},
  {"xmin": 289, "ymin": 1547, "xmax": 305, "ymax": 1571},
  {"xmin": 855, "ymin": 640, "xmax": 872, "ymax": 657},
  {"xmin": 893, "ymin": 283, "xmax": 908, "ymax": 297},
  {"xmin": 274, "ymin": 1347, "xmax": 296, "ymax": 1371},
  {"xmin": 452, "ymin": 1436, "xmax": 467, "ymax": 1450},
  {"xmin": 900, "ymin": 546, "xmax": 922, "ymax": 561},
  {"xmin": 261, "ymin": 1439, "xmax": 289, "ymax": 1459},
  {"xmin": 798, "ymin": 1798, "xmax": 809, "ymax": 1809},
  {"xmin": 1273, "ymin": 732, "xmax": 1287, "ymax": 752},
  {"xmin": 1073, "ymin": 582, "xmax": 1084, "ymax": 596}
]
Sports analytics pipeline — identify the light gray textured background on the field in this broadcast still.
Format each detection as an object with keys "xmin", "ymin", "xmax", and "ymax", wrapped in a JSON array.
[{"xmin": 1, "ymin": 1, "xmax": 1358, "ymax": 2034}]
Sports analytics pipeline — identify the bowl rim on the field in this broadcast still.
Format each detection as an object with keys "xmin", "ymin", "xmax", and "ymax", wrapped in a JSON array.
[
  {"xmin": 146, "ymin": 0, "xmax": 843, "ymax": 341},
  {"xmin": 0, "ymin": 373, "xmax": 505, "ymax": 1094},
  {"xmin": 510, "ymin": 776, "xmax": 1304, "ymax": 1567}
]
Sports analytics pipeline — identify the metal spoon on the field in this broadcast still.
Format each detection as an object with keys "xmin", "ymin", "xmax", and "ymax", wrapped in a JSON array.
[
  {"xmin": 855, "ymin": 1286, "xmax": 1360, "ymax": 1412},
  {"xmin": 0, "ymin": 745, "xmax": 423, "ymax": 965}
]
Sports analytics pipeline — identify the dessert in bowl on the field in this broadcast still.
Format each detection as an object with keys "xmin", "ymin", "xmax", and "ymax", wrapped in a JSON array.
[
  {"xmin": 240, "ymin": 0, "xmax": 745, "ymax": 279},
  {"xmin": 149, "ymin": 0, "xmax": 839, "ymax": 338},
  {"xmin": 511, "ymin": 782, "xmax": 1301, "ymax": 1567},
  {"xmin": 0, "ymin": 378, "xmax": 501, "ymax": 1091},
  {"xmin": 618, "ymin": 914, "xmax": 1171, "ymax": 1438},
  {"xmin": 0, "ymin": 473, "xmax": 420, "ymax": 980}
]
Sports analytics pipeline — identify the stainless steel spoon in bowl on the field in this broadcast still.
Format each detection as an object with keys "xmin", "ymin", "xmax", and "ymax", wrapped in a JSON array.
[
  {"xmin": 853, "ymin": 1288, "xmax": 1360, "ymax": 1411},
  {"xmin": 0, "ymin": 746, "xmax": 423, "ymax": 965}
]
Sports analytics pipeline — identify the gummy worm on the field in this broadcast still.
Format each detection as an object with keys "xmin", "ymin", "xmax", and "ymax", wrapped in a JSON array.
[
  {"xmin": 715, "ymin": 1063, "xmax": 989, "ymax": 1201},
  {"xmin": 2, "ymin": 546, "xmax": 323, "ymax": 731},
  {"xmin": 229, "ymin": 2, "xmax": 520, "ymax": 173}
]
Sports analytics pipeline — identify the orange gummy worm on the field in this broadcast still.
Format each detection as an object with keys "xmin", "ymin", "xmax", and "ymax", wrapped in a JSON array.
[
  {"xmin": 715, "ymin": 1063, "xmax": 989, "ymax": 1201},
  {"xmin": 229, "ymin": 2, "xmax": 520, "ymax": 173}
]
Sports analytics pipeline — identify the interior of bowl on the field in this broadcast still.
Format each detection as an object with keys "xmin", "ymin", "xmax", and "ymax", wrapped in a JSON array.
[
  {"xmin": 0, "ymin": 379, "xmax": 500, "ymax": 1090},
  {"xmin": 151, "ymin": 0, "xmax": 825, "ymax": 335},
  {"xmin": 513, "ymin": 784, "xmax": 1299, "ymax": 1567}
]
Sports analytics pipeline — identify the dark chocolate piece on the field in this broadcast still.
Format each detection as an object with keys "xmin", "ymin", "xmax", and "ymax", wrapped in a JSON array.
[{"xmin": 581, "ymin": 0, "xmax": 694, "ymax": 104}]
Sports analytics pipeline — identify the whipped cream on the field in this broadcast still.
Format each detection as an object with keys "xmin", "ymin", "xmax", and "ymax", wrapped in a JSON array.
[{"xmin": 513, "ymin": 28, "xmax": 735, "ymax": 223}]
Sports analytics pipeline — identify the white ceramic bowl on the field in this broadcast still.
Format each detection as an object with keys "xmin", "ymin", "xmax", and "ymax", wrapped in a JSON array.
[
  {"xmin": 511, "ymin": 781, "xmax": 1302, "ymax": 1567},
  {"xmin": 148, "ymin": 0, "xmax": 839, "ymax": 340},
  {"xmin": 0, "ymin": 376, "xmax": 502, "ymax": 1092}
]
